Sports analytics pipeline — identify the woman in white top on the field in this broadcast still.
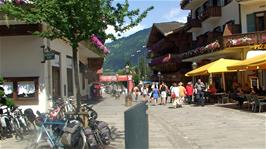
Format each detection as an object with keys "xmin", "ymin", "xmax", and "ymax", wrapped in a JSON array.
[{"xmin": 171, "ymin": 83, "xmax": 180, "ymax": 108}]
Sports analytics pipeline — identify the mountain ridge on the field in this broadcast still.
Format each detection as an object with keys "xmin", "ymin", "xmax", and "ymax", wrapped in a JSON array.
[{"xmin": 104, "ymin": 28, "xmax": 151, "ymax": 71}]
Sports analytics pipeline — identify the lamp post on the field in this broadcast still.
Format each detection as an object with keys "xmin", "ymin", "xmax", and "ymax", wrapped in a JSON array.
[
  {"xmin": 192, "ymin": 62, "xmax": 197, "ymax": 84},
  {"xmin": 157, "ymin": 71, "xmax": 161, "ymax": 83}
]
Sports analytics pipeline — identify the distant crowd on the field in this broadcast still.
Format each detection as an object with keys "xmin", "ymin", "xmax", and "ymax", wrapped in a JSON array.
[{"xmin": 132, "ymin": 79, "xmax": 208, "ymax": 108}]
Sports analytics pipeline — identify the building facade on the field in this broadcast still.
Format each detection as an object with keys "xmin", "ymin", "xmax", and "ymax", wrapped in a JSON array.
[
  {"xmin": 0, "ymin": 15, "xmax": 105, "ymax": 112},
  {"xmin": 180, "ymin": 0, "xmax": 266, "ymax": 91},
  {"xmin": 146, "ymin": 22, "xmax": 192, "ymax": 83}
]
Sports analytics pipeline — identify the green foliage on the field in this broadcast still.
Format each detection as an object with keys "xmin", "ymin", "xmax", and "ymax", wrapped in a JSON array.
[{"xmin": 0, "ymin": 0, "xmax": 153, "ymax": 44}]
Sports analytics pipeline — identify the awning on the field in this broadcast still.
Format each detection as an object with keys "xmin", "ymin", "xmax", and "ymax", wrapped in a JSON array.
[
  {"xmin": 185, "ymin": 58, "xmax": 241, "ymax": 76},
  {"xmin": 227, "ymin": 53, "xmax": 266, "ymax": 71}
]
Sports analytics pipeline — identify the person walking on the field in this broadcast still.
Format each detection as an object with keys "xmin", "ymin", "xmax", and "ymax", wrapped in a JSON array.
[
  {"xmin": 159, "ymin": 82, "xmax": 168, "ymax": 105},
  {"xmin": 171, "ymin": 83, "xmax": 180, "ymax": 108},
  {"xmin": 133, "ymin": 86, "xmax": 139, "ymax": 101},
  {"xmin": 185, "ymin": 82, "xmax": 193, "ymax": 104},
  {"xmin": 178, "ymin": 82, "xmax": 186, "ymax": 107},
  {"xmin": 152, "ymin": 87, "xmax": 160, "ymax": 106},
  {"xmin": 194, "ymin": 79, "xmax": 206, "ymax": 106}
]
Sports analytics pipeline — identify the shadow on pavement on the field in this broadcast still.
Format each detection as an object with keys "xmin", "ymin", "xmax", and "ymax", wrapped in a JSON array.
[{"xmin": 215, "ymin": 103, "xmax": 255, "ymax": 112}]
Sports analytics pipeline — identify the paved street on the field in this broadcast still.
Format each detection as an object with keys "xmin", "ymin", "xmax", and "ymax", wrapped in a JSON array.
[{"xmin": 1, "ymin": 94, "xmax": 265, "ymax": 149}]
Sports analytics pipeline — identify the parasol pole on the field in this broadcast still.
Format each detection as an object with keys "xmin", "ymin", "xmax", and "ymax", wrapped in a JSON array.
[{"xmin": 222, "ymin": 72, "xmax": 226, "ymax": 92}]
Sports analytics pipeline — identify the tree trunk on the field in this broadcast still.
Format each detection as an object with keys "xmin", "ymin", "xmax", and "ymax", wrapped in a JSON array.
[{"xmin": 72, "ymin": 47, "xmax": 81, "ymax": 112}]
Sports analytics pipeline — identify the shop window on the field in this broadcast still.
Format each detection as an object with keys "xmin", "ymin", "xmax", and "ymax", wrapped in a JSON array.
[
  {"xmin": 17, "ymin": 81, "xmax": 36, "ymax": 98},
  {"xmin": 3, "ymin": 77, "xmax": 39, "ymax": 100},
  {"xmin": 3, "ymin": 82, "xmax": 13, "ymax": 98}
]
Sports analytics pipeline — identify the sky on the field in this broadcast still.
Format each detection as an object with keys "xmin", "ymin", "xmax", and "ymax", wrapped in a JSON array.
[{"xmin": 106, "ymin": 0, "xmax": 189, "ymax": 42}]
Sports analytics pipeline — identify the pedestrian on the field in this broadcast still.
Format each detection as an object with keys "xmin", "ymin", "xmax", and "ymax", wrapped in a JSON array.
[
  {"xmin": 194, "ymin": 79, "xmax": 206, "ymax": 106},
  {"xmin": 178, "ymin": 82, "xmax": 186, "ymax": 107},
  {"xmin": 169, "ymin": 83, "xmax": 174, "ymax": 103},
  {"xmin": 171, "ymin": 83, "xmax": 180, "ymax": 108},
  {"xmin": 152, "ymin": 86, "xmax": 160, "ymax": 106},
  {"xmin": 133, "ymin": 86, "xmax": 139, "ymax": 101},
  {"xmin": 159, "ymin": 82, "xmax": 168, "ymax": 105},
  {"xmin": 142, "ymin": 84, "xmax": 148, "ymax": 101},
  {"xmin": 185, "ymin": 82, "xmax": 193, "ymax": 104}
]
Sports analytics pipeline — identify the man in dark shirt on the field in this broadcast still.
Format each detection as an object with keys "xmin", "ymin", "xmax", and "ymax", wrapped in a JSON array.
[{"xmin": 194, "ymin": 79, "xmax": 206, "ymax": 106}]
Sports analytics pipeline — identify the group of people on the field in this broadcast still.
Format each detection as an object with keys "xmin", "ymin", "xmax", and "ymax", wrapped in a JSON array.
[{"xmin": 133, "ymin": 79, "xmax": 208, "ymax": 108}]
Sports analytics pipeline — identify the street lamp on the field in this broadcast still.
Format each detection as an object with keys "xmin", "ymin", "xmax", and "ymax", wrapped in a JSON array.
[
  {"xmin": 192, "ymin": 62, "xmax": 197, "ymax": 84},
  {"xmin": 157, "ymin": 71, "xmax": 161, "ymax": 83}
]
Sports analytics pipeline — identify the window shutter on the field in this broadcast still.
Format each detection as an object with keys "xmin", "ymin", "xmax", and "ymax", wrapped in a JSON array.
[{"xmin": 247, "ymin": 13, "xmax": 255, "ymax": 32}]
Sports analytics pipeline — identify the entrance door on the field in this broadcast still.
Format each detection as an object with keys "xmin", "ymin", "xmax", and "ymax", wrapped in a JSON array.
[{"xmin": 52, "ymin": 66, "xmax": 61, "ymax": 98}]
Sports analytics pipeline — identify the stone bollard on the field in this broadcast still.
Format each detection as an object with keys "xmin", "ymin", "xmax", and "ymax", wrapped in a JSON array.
[{"xmin": 125, "ymin": 93, "xmax": 133, "ymax": 107}]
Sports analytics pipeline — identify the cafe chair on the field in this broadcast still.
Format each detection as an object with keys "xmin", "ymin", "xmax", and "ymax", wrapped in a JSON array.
[{"xmin": 253, "ymin": 96, "xmax": 266, "ymax": 112}]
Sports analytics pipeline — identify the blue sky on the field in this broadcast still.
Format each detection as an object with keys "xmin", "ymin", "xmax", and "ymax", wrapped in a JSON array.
[{"xmin": 106, "ymin": 0, "xmax": 189, "ymax": 42}]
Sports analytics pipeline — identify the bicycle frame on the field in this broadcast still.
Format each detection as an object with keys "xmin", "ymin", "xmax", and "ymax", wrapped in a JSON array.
[{"xmin": 36, "ymin": 117, "xmax": 66, "ymax": 148}]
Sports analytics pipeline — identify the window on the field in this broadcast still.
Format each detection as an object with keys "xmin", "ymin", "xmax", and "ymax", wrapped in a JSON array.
[
  {"xmin": 255, "ymin": 12, "xmax": 266, "ymax": 31},
  {"xmin": 17, "ymin": 81, "xmax": 36, "ymax": 98},
  {"xmin": 67, "ymin": 68, "xmax": 73, "ymax": 96},
  {"xmin": 3, "ymin": 82, "xmax": 13, "ymax": 98},
  {"xmin": 3, "ymin": 77, "xmax": 39, "ymax": 100},
  {"xmin": 66, "ymin": 56, "xmax": 73, "ymax": 96}
]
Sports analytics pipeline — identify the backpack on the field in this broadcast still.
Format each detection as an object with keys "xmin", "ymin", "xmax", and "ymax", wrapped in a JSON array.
[
  {"xmin": 24, "ymin": 108, "xmax": 36, "ymax": 123},
  {"xmin": 61, "ymin": 120, "xmax": 82, "ymax": 147}
]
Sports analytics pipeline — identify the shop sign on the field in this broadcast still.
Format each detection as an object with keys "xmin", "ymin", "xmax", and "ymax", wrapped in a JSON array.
[
  {"xmin": 44, "ymin": 51, "xmax": 55, "ymax": 60},
  {"xmin": 254, "ymin": 44, "xmax": 266, "ymax": 50}
]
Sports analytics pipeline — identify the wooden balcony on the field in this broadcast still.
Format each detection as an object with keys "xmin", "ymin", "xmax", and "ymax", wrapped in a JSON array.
[
  {"xmin": 224, "ymin": 31, "xmax": 266, "ymax": 47},
  {"xmin": 200, "ymin": 6, "xmax": 221, "ymax": 22},
  {"xmin": 180, "ymin": 0, "xmax": 206, "ymax": 10},
  {"xmin": 185, "ymin": 18, "xmax": 201, "ymax": 32},
  {"xmin": 149, "ymin": 38, "xmax": 174, "ymax": 53},
  {"xmin": 0, "ymin": 24, "xmax": 42, "ymax": 36},
  {"xmin": 207, "ymin": 31, "xmax": 222, "ymax": 43},
  {"xmin": 182, "ymin": 31, "xmax": 266, "ymax": 59}
]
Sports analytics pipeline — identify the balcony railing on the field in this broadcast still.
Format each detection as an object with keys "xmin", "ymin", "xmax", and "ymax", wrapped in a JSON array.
[
  {"xmin": 149, "ymin": 38, "xmax": 174, "ymax": 53},
  {"xmin": 224, "ymin": 31, "xmax": 266, "ymax": 47},
  {"xmin": 200, "ymin": 6, "xmax": 221, "ymax": 21},
  {"xmin": 185, "ymin": 18, "xmax": 201, "ymax": 31},
  {"xmin": 182, "ymin": 31, "xmax": 266, "ymax": 59}
]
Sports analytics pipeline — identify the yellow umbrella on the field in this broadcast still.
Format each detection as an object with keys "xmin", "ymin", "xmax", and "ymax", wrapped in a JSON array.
[
  {"xmin": 185, "ymin": 58, "xmax": 242, "ymax": 91},
  {"xmin": 227, "ymin": 53, "xmax": 266, "ymax": 71},
  {"xmin": 185, "ymin": 58, "xmax": 241, "ymax": 77}
]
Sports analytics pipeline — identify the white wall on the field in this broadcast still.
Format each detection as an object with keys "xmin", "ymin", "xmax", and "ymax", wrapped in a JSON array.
[
  {"xmin": 241, "ymin": 2, "xmax": 266, "ymax": 33},
  {"xmin": 0, "ymin": 35, "xmax": 48, "ymax": 112},
  {"xmin": 192, "ymin": 0, "xmax": 240, "ymax": 39}
]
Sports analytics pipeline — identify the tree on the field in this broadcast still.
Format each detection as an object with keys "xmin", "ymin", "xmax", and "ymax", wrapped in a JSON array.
[{"xmin": 0, "ymin": 0, "xmax": 153, "ymax": 112}]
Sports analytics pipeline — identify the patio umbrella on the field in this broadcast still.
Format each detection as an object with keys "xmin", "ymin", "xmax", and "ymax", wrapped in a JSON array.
[
  {"xmin": 185, "ymin": 58, "xmax": 242, "ymax": 91},
  {"xmin": 227, "ymin": 53, "xmax": 266, "ymax": 71}
]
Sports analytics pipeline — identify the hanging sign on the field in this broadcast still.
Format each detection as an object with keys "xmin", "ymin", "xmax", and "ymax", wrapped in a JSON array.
[{"xmin": 44, "ymin": 50, "xmax": 55, "ymax": 60}]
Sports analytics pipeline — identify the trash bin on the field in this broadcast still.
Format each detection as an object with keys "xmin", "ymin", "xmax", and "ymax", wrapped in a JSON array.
[{"xmin": 124, "ymin": 101, "xmax": 148, "ymax": 149}]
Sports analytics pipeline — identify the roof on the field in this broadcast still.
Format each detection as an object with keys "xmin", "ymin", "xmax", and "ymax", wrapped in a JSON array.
[
  {"xmin": 146, "ymin": 22, "xmax": 184, "ymax": 47},
  {"xmin": 153, "ymin": 22, "xmax": 184, "ymax": 36}
]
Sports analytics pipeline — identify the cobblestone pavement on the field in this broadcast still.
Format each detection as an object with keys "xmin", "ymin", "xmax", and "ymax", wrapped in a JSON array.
[{"xmin": 1, "ymin": 94, "xmax": 265, "ymax": 149}]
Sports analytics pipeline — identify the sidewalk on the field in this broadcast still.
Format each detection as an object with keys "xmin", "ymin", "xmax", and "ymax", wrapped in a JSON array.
[{"xmin": 1, "ymin": 94, "xmax": 265, "ymax": 149}]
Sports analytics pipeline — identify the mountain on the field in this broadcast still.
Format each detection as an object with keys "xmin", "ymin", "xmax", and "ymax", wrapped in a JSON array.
[{"xmin": 104, "ymin": 28, "xmax": 151, "ymax": 72}]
